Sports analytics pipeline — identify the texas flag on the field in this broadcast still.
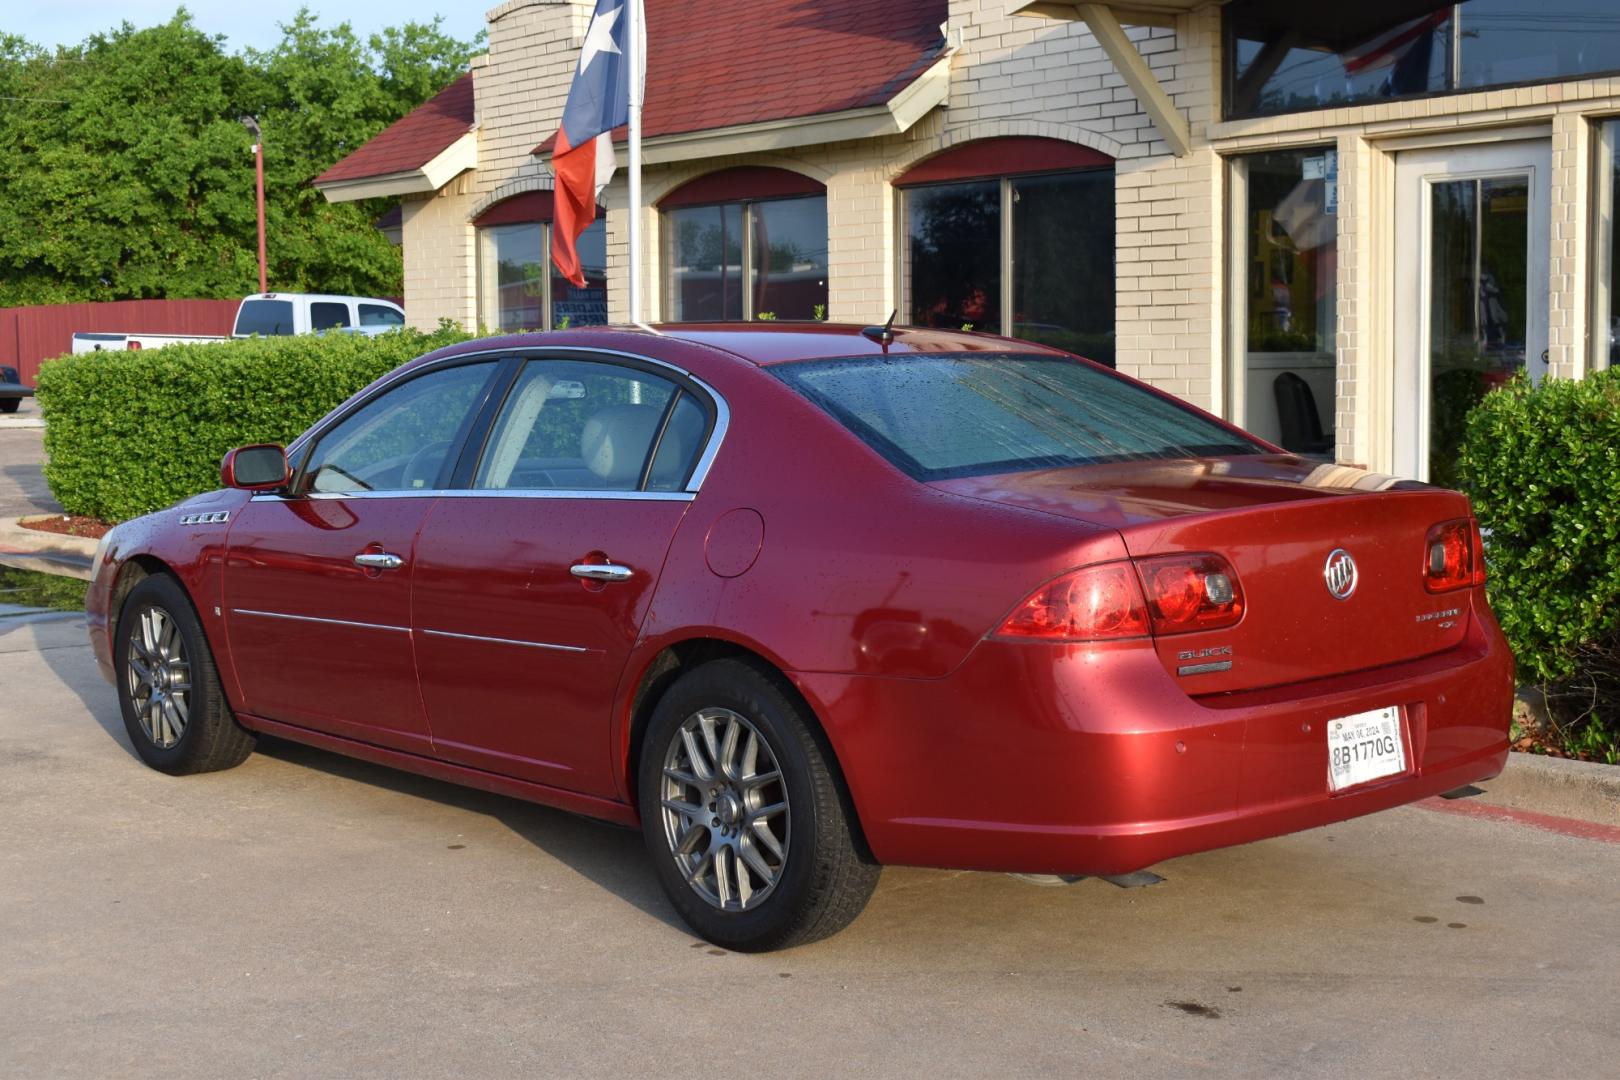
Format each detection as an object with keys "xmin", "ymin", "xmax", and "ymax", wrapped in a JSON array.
[{"xmin": 550, "ymin": 0, "xmax": 645, "ymax": 287}]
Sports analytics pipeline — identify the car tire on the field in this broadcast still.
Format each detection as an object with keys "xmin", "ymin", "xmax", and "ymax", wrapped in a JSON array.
[
  {"xmin": 0, "ymin": 398, "xmax": 19, "ymax": 414},
  {"xmin": 113, "ymin": 574, "xmax": 255, "ymax": 775},
  {"xmin": 638, "ymin": 658, "xmax": 879, "ymax": 951}
]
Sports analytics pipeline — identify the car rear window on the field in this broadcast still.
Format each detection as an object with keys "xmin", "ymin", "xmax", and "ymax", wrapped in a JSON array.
[
  {"xmin": 235, "ymin": 299, "xmax": 294, "ymax": 336},
  {"xmin": 772, "ymin": 353, "xmax": 1264, "ymax": 481},
  {"xmin": 360, "ymin": 303, "xmax": 405, "ymax": 327}
]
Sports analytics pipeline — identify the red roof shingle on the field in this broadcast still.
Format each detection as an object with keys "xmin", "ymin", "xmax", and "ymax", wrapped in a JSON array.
[{"xmin": 316, "ymin": 73, "xmax": 475, "ymax": 185}]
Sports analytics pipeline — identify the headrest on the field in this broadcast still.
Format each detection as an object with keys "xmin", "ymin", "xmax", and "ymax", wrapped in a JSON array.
[{"xmin": 580, "ymin": 404, "xmax": 663, "ymax": 484}]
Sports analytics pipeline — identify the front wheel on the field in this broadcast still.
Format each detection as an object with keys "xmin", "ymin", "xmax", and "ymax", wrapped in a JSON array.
[
  {"xmin": 638, "ymin": 659, "xmax": 879, "ymax": 951},
  {"xmin": 113, "ymin": 574, "xmax": 255, "ymax": 775}
]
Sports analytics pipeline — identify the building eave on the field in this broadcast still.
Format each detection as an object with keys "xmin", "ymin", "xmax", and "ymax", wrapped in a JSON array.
[
  {"xmin": 538, "ymin": 50, "xmax": 955, "ymax": 169},
  {"xmin": 316, "ymin": 130, "xmax": 478, "ymax": 203}
]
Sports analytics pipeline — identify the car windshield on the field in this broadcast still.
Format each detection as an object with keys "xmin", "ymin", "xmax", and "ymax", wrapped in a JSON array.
[{"xmin": 773, "ymin": 353, "xmax": 1264, "ymax": 481}]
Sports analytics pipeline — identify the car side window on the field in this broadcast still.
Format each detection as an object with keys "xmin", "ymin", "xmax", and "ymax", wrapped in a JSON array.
[
  {"xmin": 310, "ymin": 302, "xmax": 351, "ymax": 330},
  {"xmin": 473, "ymin": 359, "xmax": 705, "ymax": 492},
  {"xmin": 235, "ymin": 299, "xmax": 294, "ymax": 336},
  {"xmin": 300, "ymin": 361, "xmax": 498, "ymax": 495},
  {"xmin": 360, "ymin": 304, "xmax": 405, "ymax": 328}
]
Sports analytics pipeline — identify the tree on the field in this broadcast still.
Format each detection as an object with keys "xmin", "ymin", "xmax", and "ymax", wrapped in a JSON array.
[{"xmin": 0, "ymin": 7, "xmax": 482, "ymax": 306}]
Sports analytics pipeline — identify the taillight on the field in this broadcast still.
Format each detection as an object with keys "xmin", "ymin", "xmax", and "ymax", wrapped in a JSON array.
[
  {"xmin": 1470, "ymin": 518, "xmax": 1488, "ymax": 587},
  {"xmin": 1137, "ymin": 553, "xmax": 1245, "ymax": 634},
  {"xmin": 1423, "ymin": 519, "xmax": 1476, "ymax": 592},
  {"xmin": 996, "ymin": 562, "xmax": 1150, "ymax": 642}
]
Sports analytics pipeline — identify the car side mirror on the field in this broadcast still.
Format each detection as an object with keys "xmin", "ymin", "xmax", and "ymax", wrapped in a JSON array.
[{"xmin": 222, "ymin": 444, "xmax": 289, "ymax": 491}]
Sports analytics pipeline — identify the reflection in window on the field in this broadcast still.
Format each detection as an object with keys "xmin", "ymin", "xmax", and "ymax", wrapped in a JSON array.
[
  {"xmin": 901, "ymin": 169, "xmax": 1115, "ymax": 366},
  {"xmin": 904, "ymin": 180, "xmax": 1002, "ymax": 336},
  {"xmin": 478, "ymin": 219, "xmax": 606, "ymax": 332},
  {"xmin": 665, "ymin": 197, "xmax": 827, "ymax": 321},
  {"xmin": 1593, "ymin": 120, "xmax": 1620, "ymax": 372},
  {"xmin": 1226, "ymin": 1, "xmax": 1620, "ymax": 119},
  {"xmin": 1230, "ymin": 149, "xmax": 1338, "ymax": 456}
]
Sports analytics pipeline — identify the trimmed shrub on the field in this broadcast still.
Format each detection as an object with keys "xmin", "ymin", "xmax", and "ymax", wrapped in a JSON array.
[
  {"xmin": 1459, "ymin": 370, "xmax": 1620, "ymax": 759},
  {"xmin": 35, "ymin": 326, "xmax": 476, "ymax": 522}
]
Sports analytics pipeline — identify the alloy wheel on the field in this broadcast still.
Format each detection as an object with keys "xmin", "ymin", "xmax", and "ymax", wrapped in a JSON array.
[
  {"xmin": 659, "ymin": 707, "xmax": 790, "ymax": 912},
  {"xmin": 124, "ymin": 607, "xmax": 191, "ymax": 749}
]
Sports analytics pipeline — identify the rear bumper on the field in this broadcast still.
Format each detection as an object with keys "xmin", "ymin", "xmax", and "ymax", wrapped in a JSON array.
[{"xmin": 791, "ymin": 594, "xmax": 1514, "ymax": 876}]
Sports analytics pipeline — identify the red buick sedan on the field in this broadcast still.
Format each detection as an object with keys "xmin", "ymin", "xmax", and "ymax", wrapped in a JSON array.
[{"xmin": 87, "ymin": 325, "xmax": 1513, "ymax": 950}]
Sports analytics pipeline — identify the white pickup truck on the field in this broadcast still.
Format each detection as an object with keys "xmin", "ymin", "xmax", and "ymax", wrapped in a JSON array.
[{"xmin": 71, "ymin": 293, "xmax": 406, "ymax": 354}]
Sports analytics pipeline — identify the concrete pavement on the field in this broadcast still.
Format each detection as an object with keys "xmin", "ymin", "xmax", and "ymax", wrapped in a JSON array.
[
  {"xmin": 0, "ymin": 398, "xmax": 60, "ymax": 519},
  {"xmin": 3, "ymin": 612, "xmax": 1619, "ymax": 1079}
]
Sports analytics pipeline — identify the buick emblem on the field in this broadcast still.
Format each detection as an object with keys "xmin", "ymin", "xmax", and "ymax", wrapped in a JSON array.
[{"xmin": 1324, "ymin": 549, "xmax": 1358, "ymax": 600}]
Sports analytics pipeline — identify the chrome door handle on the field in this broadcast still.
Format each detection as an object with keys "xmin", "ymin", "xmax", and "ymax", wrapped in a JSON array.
[
  {"xmin": 354, "ymin": 552, "xmax": 405, "ymax": 571},
  {"xmin": 570, "ymin": 562, "xmax": 634, "ymax": 582}
]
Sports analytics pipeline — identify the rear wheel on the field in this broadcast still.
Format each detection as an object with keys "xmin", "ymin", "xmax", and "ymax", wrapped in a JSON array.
[
  {"xmin": 113, "ymin": 574, "xmax": 255, "ymax": 775},
  {"xmin": 0, "ymin": 398, "xmax": 19, "ymax": 414},
  {"xmin": 638, "ymin": 659, "xmax": 879, "ymax": 951}
]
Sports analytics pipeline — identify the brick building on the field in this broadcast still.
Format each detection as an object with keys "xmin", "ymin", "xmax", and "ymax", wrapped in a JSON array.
[{"xmin": 318, "ymin": 0, "xmax": 1620, "ymax": 483}]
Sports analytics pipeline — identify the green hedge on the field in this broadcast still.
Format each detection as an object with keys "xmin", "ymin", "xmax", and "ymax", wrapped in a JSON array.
[
  {"xmin": 35, "ymin": 326, "xmax": 475, "ymax": 522},
  {"xmin": 1459, "ymin": 370, "xmax": 1620, "ymax": 759}
]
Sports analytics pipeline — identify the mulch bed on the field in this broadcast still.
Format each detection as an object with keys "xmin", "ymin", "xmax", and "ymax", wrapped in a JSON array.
[{"xmin": 19, "ymin": 514, "xmax": 113, "ymax": 539}]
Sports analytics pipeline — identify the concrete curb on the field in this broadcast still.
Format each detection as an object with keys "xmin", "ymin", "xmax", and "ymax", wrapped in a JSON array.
[
  {"xmin": 0, "ymin": 416, "xmax": 45, "ymax": 430},
  {"xmin": 0, "ymin": 515, "xmax": 97, "ymax": 581},
  {"xmin": 1480, "ymin": 750, "xmax": 1620, "ymax": 827}
]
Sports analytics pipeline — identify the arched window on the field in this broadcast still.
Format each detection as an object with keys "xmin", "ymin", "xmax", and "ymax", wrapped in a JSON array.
[
  {"xmin": 660, "ymin": 167, "xmax": 828, "ymax": 322},
  {"xmin": 474, "ymin": 191, "xmax": 607, "ymax": 331},
  {"xmin": 895, "ymin": 137, "xmax": 1116, "ymax": 365}
]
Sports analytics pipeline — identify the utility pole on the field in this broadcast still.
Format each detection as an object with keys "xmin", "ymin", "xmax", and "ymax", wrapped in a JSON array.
[{"xmin": 240, "ymin": 115, "xmax": 267, "ymax": 293}]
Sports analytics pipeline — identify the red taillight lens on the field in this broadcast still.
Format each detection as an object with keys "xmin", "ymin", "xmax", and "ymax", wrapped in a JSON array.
[
  {"xmin": 1423, "ymin": 519, "xmax": 1475, "ymax": 592},
  {"xmin": 1470, "ymin": 518, "xmax": 1488, "ymax": 587},
  {"xmin": 1137, "ymin": 553, "xmax": 1245, "ymax": 634},
  {"xmin": 996, "ymin": 562, "xmax": 1151, "ymax": 642}
]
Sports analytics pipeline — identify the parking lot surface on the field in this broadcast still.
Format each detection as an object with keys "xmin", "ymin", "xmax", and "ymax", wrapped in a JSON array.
[
  {"xmin": 0, "ymin": 401, "xmax": 60, "ymax": 519},
  {"xmin": 3, "ymin": 611, "xmax": 1618, "ymax": 1078}
]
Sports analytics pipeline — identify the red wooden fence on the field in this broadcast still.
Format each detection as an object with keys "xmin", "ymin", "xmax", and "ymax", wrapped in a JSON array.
[{"xmin": 1, "ymin": 300, "xmax": 240, "ymax": 384}]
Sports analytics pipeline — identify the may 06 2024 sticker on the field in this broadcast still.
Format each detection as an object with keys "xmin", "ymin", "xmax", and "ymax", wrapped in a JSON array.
[{"xmin": 1326, "ymin": 705, "xmax": 1407, "ymax": 792}]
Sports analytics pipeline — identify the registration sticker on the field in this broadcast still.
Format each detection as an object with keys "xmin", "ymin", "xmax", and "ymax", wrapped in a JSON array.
[{"xmin": 1326, "ymin": 706, "xmax": 1407, "ymax": 792}]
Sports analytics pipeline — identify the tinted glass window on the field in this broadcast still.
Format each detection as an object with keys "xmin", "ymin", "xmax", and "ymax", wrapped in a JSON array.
[
  {"xmin": 479, "ymin": 223, "xmax": 544, "ymax": 331},
  {"xmin": 751, "ymin": 197, "xmax": 828, "ymax": 320},
  {"xmin": 474, "ymin": 360, "xmax": 684, "ymax": 491},
  {"xmin": 302, "ymin": 362, "xmax": 497, "ymax": 494},
  {"xmin": 667, "ymin": 203, "xmax": 745, "ymax": 320},
  {"xmin": 646, "ymin": 393, "xmax": 709, "ymax": 491},
  {"xmin": 775, "ymin": 354, "xmax": 1263, "ymax": 481},
  {"xmin": 359, "ymin": 304, "xmax": 405, "ymax": 327},
  {"xmin": 311, "ymin": 302, "xmax": 351, "ymax": 330},
  {"xmin": 904, "ymin": 180, "xmax": 1001, "ymax": 333},
  {"xmin": 552, "ymin": 219, "xmax": 608, "ymax": 328},
  {"xmin": 235, "ymin": 299, "xmax": 295, "ymax": 336},
  {"xmin": 1226, "ymin": 1, "xmax": 1620, "ymax": 119},
  {"xmin": 1012, "ymin": 171, "xmax": 1115, "ymax": 365}
]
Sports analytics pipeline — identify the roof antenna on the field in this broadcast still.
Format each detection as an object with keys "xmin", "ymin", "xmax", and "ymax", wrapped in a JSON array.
[{"xmin": 861, "ymin": 309, "xmax": 898, "ymax": 352}]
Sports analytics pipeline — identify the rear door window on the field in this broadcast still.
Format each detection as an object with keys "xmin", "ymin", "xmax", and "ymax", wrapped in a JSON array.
[
  {"xmin": 773, "ymin": 353, "xmax": 1264, "ymax": 481},
  {"xmin": 310, "ymin": 302, "xmax": 352, "ymax": 331},
  {"xmin": 360, "ymin": 303, "xmax": 405, "ymax": 328},
  {"xmin": 234, "ymin": 299, "xmax": 295, "ymax": 336}
]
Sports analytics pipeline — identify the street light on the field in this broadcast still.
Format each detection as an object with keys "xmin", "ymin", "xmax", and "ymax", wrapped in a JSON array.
[{"xmin": 239, "ymin": 114, "xmax": 267, "ymax": 293}]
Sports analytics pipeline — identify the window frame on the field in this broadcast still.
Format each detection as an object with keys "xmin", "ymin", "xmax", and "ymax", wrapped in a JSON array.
[
  {"xmin": 1591, "ymin": 117, "xmax": 1619, "ymax": 373},
  {"xmin": 895, "ymin": 166, "xmax": 1114, "ymax": 345},
  {"xmin": 275, "ymin": 347, "xmax": 730, "ymax": 504},
  {"xmin": 661, "ymin": 191, "xmax": 828, "ymax": 322},
  {"xmin": 476, "ymin": 219, "xmax": 607, "ymax": 333}
]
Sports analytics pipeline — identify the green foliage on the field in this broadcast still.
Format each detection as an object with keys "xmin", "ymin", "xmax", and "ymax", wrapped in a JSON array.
[
  {"xmin": 35, "ymin": 326, "xmax": 475, "ymax": 521},
  {"xmin": 0, "ymin": 9, "xmax": 482, "ymax": 305},
  {"xmin": 1459, "ymin": 370, "xmax": 1620, "ymax": 757}
]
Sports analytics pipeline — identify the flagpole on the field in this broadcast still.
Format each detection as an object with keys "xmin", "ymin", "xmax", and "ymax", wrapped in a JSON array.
[{"xmin": 626, "ymin": 0, "xmax": 643, "ymax": 326}]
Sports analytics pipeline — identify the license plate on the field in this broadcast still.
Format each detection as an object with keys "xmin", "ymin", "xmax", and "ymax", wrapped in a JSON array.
[{"xmin": 1326, "ymin": 706, "xmax": 1407, "ymax": 792}]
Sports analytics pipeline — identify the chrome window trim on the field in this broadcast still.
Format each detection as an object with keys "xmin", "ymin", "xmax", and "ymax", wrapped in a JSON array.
[
  {"xmin": 251, "ymin": 488, "xmax": 696, "ymax": 504},
  {"xmin": 420, "ymin": 628, "xmax": 587, "ymax": 654},
  {"xmin": 231, "ymin": 609, "xmax": 410, "ymax": 634},
  {"xmin": 284, "ymin": 344, "xmax": 730, "ymax": 495}
]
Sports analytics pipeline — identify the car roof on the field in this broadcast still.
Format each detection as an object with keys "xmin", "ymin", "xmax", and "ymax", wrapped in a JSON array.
[{"xmin": 443, "ymin": 323, "xmax": 1068, "ymax": 367}]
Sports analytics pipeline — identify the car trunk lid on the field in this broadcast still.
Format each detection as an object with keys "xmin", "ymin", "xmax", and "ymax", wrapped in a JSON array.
[{"xmin": 932, "ymin": 456, "xmax": 1477, "ymax": 692}]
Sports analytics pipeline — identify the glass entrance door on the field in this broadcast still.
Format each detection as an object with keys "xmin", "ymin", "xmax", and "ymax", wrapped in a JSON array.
[{"xmin": 1393, "ymin": 142, "xmax": 1549, "ymax": 484}]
